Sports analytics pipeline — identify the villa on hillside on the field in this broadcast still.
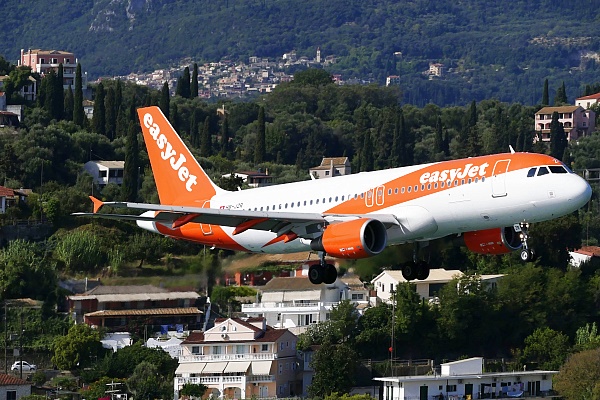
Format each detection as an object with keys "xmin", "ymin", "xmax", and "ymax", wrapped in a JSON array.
[{"xmin": 173, "ymin": 317, "xmax": 300, "ymax": 400}]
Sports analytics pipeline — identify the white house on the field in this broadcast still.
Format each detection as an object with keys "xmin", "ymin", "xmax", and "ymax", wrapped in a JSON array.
[
  {"xmin": 174, "ymin": 317, "xmax": 301, "ymax": 400},
  {"xmin": 371, "ymin": 269, "xmax": 504, "ymax": 303},
  {"xmin": 375, "ymin": 357, "xmax": 557, "ymax": 400},
  {"xmin": 242, "ymin": 275, "xmax": 369, "ymax": 335},
  {"xmin": 0, "ymin": 374, "xmax": 31, "ymax": 399},
  {"xmin": 309, "ymin": 157, "xmax": 351, "ymax": 179},
  {"xmin": 83, "ymin": 160, "xmax": 125, "ymax": 187}
]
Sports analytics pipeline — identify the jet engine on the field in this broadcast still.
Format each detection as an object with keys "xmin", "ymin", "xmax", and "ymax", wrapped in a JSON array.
[
  {"xmin": 310, "ymin": 219, "xmax": 387, "ymax": 258},
  {"xmin": 463, "ymin": 227, "xmax": 522, "ymax": 255}
]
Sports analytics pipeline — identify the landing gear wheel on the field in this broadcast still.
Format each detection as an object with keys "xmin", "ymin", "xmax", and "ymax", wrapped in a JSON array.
[
  {"xmin": 324, "ymin": 264, "xmax": 337, "ymax": 284},
  {"xmin": 520, "ymin": 249, "xmax": 535, "ymax": 262},
  {"xmin": 308, "ymin": 265, "xmax": 324, "ymax": 284},
  {"xmin": 402, "ymin": 262, "xmax": 419, "ymax": 281},
  {"xmin": 416, "ymin": 262, "xmax": 430, "ymax": 280}
]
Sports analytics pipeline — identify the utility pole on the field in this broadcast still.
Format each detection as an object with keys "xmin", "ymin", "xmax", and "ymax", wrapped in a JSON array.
[
  {"xmin": 4, "ymin": 300, "xmax": 7, "ymax": 374},
  {"xmin": 19, "ymin": 309, "xmax": 23, "ymax": 379},
  {"xmin": 389, "ymin": 288, "xmax": 396, "ymax": 376}
]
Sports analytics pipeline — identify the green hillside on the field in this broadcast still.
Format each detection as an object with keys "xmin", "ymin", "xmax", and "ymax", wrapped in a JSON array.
[{"xmin": 1, "ymin": 0, "xmax": 600, "ymax": 105}]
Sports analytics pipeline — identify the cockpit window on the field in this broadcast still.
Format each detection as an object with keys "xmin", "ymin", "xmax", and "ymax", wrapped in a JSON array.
[
  {"xmin": 537, "ymin": 166, "xmax": 550, "ymax": 176},
  {"xmin": 549, "ymin": 165, "xmax": 567, "ymax": 174},
  {"xmin": 527, "ymin": 168, "xmax": 537, "ymax": 177}
]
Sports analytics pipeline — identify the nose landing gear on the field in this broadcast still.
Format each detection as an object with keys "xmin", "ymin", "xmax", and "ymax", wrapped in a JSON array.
[{"xmin": 515, "ymin": 223, "xmax": 536, "ymax": 262}]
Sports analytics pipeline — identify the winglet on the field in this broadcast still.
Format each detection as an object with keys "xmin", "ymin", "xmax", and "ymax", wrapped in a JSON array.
[{"xmin": 90, "ymin": 196, "xmax": 104, "ymax": 213}]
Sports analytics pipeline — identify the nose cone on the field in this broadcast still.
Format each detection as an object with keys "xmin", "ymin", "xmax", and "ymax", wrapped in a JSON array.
[{"xmin": 570, "ymin": 175, "xmax": 592, "ymax": 210}]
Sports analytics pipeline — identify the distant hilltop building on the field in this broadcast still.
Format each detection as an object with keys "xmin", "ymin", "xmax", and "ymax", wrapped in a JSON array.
[
  {"xmin": 19, "ymin": 48, "xmax": 87, "ymax": 90},
  {"xmin": 386, "ymin": 75, "xmax": 400, "ymax": 86},
  {"xmin": 428, "ymin": 63, "xmax": 445, "ymax": 78},
  {"xmin": 309, "ymin": 157, "xmax": 351, "ymax": 179}
]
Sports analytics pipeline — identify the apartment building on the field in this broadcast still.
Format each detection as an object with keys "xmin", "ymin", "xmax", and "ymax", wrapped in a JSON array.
[
  {"xmin": 19, "ymin": 48, "xmax": 85, "ymax": 90},
  {"xmin": 174, "ymin": 317, "xmax": 300, "ymax": 400},
  {"xmin": 534, "ymin": 105, "xmax": 595, "ymax": 141},
  {"xmin": 241, "ymin": 275, "xmax": 369, "ymax": 335}
]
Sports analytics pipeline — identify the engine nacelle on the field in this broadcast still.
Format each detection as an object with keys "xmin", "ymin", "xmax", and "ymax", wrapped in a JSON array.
[
  {"xmin": 464, "ymin": 227, "xmax": 522, "ymax": 255},
  {"xmin": 310, "ymin": 219, "xmax": 387, "ymax": 259}
]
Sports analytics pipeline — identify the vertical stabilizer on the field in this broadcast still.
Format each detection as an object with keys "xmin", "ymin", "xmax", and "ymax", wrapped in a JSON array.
[{"xmin": 137, "ymin": 106, "xmax": 224, "ymax": 205}]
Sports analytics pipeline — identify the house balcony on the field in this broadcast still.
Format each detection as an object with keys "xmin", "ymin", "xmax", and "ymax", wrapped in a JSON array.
[
  {"xmin": 176, "ymin": 374, "xmax": 275, "ymax": 386},
  {"xmin": 242, "ymin": 301, "xmax": 339, "ymax": 314},
  {"xmin": 179, "ymin": 353, "xmax": 277, "ymax": 362}
]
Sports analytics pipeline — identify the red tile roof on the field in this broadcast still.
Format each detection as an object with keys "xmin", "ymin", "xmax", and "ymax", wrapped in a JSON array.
[
  {"xmin": 577, "ymin": 93, "xmax": 600, "ymax": 100},
  {"xmin": 0, "ymin": 373, "xmax": 30, "ymax": 386},
  {"xmin": 0, "ymin": 186, "xmax": 15, "ymax": 197},
  {"xmin": 574, "ymin": 246, "xmax": 600, "ymax": 257}
]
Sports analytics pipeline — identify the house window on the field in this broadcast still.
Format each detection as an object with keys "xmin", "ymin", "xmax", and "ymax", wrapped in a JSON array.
[
  {"xmin": 325, "ymin": 171, "xmax": 330, "ymax": 176},
  {"xmin": 261, "ymin": 344, "xmax": 269, "ymax": 352},
  {"xmin": 447, "ymin": 385, "xmax": 457, "ymax": 392},
  {"xmin": 280, "ymin": 342, "xmax": 285, "ymax": 350},
  {"xmin": 279, "ymin": 364, "xmax": 283, "ymax": 375},
  {"xmin": 213, "ymin": 346, "xmax": 222, "ymax": 354},
  {"xmin": 192, "ymin": 346, "xmax": 200, "ymax": 354},
  {"xmin": 351, "ymin": 293, "xmax": 364, "ymax": 300},
  {"xmin": 236, "ymin": 345, "xmax": 246, "ymax": 354},
  {"xmin": 7, "ymin": 391, "xmax": 16, "ymax": 400}
]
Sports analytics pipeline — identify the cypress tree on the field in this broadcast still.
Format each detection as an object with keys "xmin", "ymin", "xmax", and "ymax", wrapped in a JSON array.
[
  {"xmin": 56, "ymin": 64, "xmax": 64, "ymax": 120},
  {"xmin": 191, "ymin": 63, "xmax": 199, "ymax": 98},
  {"xmin": 182, "ymin": 67, "xmax": 191, "ymax": 98},
  {"xmin": 122, "ymin": 122, "xmax": 140, "ymax": 202},
  {"xmin": 115, "ymin": 79, "xmax": 123, "ymax": 112},
  {"xmin": 175, "ymin": 76, "xmax": 184, "ymax": 97},
  {"xmin": 64, "ymin": 85, "xmax": 74, "ymax": 122},
  {"xmin": 550, "ymin": 111, "xmax": 567, "ymax": 160},
  {"xmin": 190, "ymin": 109, "xmax": 199, "ymax": 147},
  {"xmin": 254, "ymin": 106, "xmax": 266, "ymax": 164},
  {"xmin": 434, "ymin": 115, "xmax": 444, "ymax": 155},
  {"xmin": 171, "ymin": 103, "xmax": 179, "ymax": 134},
  {"xmin": 93, "ymin": 82, "xmax": 106, "ymax": 137},
  {"xmin": 360, "ymin": 131, "xmax": 374, "ymax": 172},
  {"xmin": 105, "ymin": 87, "xmax": 117, "ymax": 140},
  {"xmin": 542, "ymin": 79, "xmax": 549, "ymax": 106},
  {"xmin": 201, "ymin": 116, "xmax": 212, "ymax": 157},
  {"xmin": 555, "ymin": 81, "xmax": 568, "ymax": 105},
  {"xmin": 220, "ymin": 113, "xmax": 230, "ymax": 158},
  {"xmin": 42, "ymin": 70, "xmax": 59, "ymax": 120},
  {"xmin": 160, "ymin": 81, "xmax": 170, "ymax": 119},
  {"xmin": 73, "ymin": 63, "xmax": 84, "ymax": 127}
]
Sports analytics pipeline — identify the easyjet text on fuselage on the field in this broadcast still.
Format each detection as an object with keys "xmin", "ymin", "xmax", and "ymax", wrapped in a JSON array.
[{"xmin": 419, "ymin": 162, "xmax": 490, "ymax": 184}]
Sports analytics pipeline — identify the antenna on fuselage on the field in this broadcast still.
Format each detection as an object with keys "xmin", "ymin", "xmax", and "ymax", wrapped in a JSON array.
[{"xmin": 509, "ymin": 145, "xmax": 516, "ymax": 154}]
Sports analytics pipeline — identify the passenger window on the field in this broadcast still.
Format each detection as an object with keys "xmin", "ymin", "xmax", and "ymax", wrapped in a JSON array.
[
  {"xmin": 388, "ymin": 189, "xmax": 392, "ymax": 195},
  {"xmin": 401, "ymin": 187, "xmax": 405, "ymax": 194},
  {"xmin": 414, "ymin": 185, "xmax": 418, "ymax": 192},
  {"xmin": 427, "ymin": 184, "xmax": 431, "ymax": 190},
  {"xmin": 290, "ymin": 203, "xmax": 293, "ymax": 208},
  {"xmin": 316, "ymin": 199, "xmax": 319, "ymax": 204},
  {"xmin": 441, "ymin": 181, "xmax": 445, "ymax": 188},
  {"xmin": 395, "ymin": 188, "xmax": 398, "ymax": 194},
  {"xmin": 407, "ymin": 186, "xmax": 412, "ymax": 193},
  {"xmin": 434, "ymin": 182, "xmax": 438, "ymax": 189},
  {"xmin": 537, "ymin": 167, "xmax": 549, "ymax": 176},
  {"xmin": 335, "ymin": 196, "xmax": 338, "ymax": 202}
]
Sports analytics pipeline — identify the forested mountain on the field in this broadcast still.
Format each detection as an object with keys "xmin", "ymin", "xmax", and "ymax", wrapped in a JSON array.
[{"xmin": 2, "ymin": 0, "xmax": 600, "ymax": 106}]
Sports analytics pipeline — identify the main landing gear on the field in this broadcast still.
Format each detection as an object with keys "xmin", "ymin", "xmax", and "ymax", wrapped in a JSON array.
[
  {"xmin": 516, "ymin": 223, "xmax": 537, "ymax": 262},
  {"xmin": 402, "ymin": 242, "xmax": 431, "ymax": 281},
  {"xmin": 308, "ymin": 252, "xmax": 338, "ymax": 285}
]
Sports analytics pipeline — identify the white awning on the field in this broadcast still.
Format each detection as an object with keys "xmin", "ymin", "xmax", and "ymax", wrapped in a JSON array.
[
  {"xmin": 283, "ymin": 291, "xmax": 321, "ymax": 301},
  {"xmin": 202, "ymin": 361, "xmax": 228, "ymax": 373},
  {"xmin": 176, "ymin": 363, "xmax": 205, "ymax": 375},
  {"xmin": 261, "ymin": 292, "xmax": 283, "ymax": 302},
  {"xmin": 224, "ymin": 361, "xmax": 251, "ymax": 373},
  {"xmin": 251, "ymin": 360, "xmax": 272, "ymax": 375}
]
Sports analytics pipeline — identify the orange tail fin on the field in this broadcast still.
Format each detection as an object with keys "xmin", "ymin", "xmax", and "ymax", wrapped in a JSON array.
[{"xmin": 137, "ymin": 106, "xmax": 224, "ymax": 205}]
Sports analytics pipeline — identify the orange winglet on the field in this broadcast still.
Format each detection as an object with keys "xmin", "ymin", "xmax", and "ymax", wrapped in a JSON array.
[
  {"xmin": 172, "ymin": 213, "xmax": 200, "ymax": 229},
  {"xmin": 262, "ymin": 232, "xmax": 298, "ymax": 247},
  {"xmin": 233, "ymin": 218, "xmax": 269, "ymax": 235},
  {"xmin": 90, "ymin": 196, "xmax": 104, "ymax": 214}
]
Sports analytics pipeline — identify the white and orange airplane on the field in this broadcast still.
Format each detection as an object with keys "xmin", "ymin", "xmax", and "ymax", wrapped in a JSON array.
[{"xmin": 76, "ymin": 106, "xmax": 592, "ymax": 284}]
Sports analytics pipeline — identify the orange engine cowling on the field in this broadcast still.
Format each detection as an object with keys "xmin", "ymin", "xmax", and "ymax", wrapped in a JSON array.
[
  {"xmin": 310, "ymin": 219, "xmax": 387, "ymax": 259},
  {"xmin": 463, "ymin": 227, "xmax": 522, "ymax": 255}
]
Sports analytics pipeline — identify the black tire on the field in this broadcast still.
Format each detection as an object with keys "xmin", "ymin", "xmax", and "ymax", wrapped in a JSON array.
[
  {"xmin": 416, "ymin": 262, "xmax": 430, "ymax": 280},
  {"xmin": 324, "ymin": 264, "xmax": 337, "ymax": 284},
  {"xmin": 402, "ymin": 262, "xmax": 418, "ymax": 281},
  {"xmin": 520, "ymin": 249, "xmax": 531, "ymax": 262},
  {"xmin": 309, "ymin": 265, "xmax": 324, "ymax": 284}
]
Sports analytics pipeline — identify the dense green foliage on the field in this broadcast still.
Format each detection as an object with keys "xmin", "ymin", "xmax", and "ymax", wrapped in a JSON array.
[{"xmin": 2, "ymin": 1, "xmax": 600, "ymax": 106}]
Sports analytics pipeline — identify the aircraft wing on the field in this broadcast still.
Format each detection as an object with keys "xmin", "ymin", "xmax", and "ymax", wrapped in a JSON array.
[{"xmin": 72, "ymin": 197, "xmax": 402, "ymax": 239}]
